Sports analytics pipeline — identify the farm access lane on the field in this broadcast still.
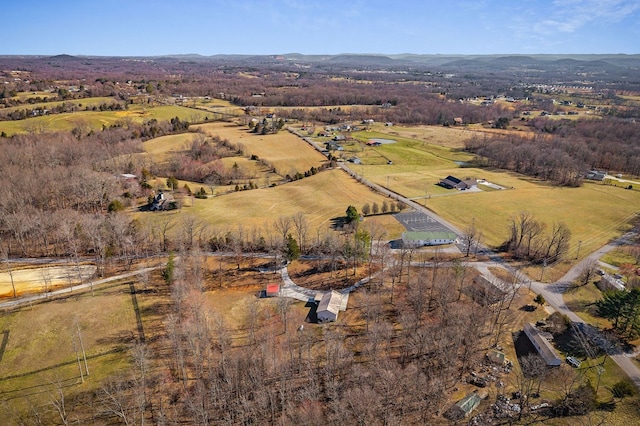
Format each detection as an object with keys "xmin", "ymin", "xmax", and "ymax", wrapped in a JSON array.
[{"xmin": 338, "ymin": 162, "xmax": 464, "ymax": 236}]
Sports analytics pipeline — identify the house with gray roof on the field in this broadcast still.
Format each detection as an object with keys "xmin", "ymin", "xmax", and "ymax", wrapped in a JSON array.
[
  {"xmin": 523, "ymin": 323, "xmax": 562, "ymax": 366},
  {"xmin": 316, "ymin": 291, "xmax": 343, "ymax": 323}
]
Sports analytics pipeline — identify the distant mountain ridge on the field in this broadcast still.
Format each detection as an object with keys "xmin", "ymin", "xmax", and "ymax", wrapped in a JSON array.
[{"xmin": 1, "ymin": 53, "xmax": 639, "ymax": 76}]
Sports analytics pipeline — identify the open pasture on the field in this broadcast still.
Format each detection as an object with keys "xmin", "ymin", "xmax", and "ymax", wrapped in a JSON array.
[
  {"xmin": 192, "ymin": 122, "xmax": 327, "ymax": 175},
  {"xmin": 426, "ymin": 176, "xmax": 640, "ymax": 258},
  {"xmin": 353, "ymin": 129, "xmax": 474, "ymax": 165},
  {"xmin": 142, "ymin": 132, "xmax": 198, "ymax": 159},
  {"xmin": 0, "ymin": 280, "xmax": 145, "ymax": 412},
  {"xmin": 0, "ymin": 96, "xmax": 117, "ymax": 115},
  {"xmin": 6, "ymin": 91, "xmax": 58, "ymax": 102},
  {"xmin": 138, "ymin": 168, "xmax": 394, "ymax": 233},
  {"xmin": 348, "ymin": 128, "xmax": 477, "ymax": 198},
  {"xmin": 345, "ymin": 127, "xmax": 640, "ymax": 265},
  {"xmin": 368, "ymin": 123, "xmax": 476, "ymax": 148},
  {"xmin": 218, "ymin": 156, "xmax": 280, "ymax": 185}
]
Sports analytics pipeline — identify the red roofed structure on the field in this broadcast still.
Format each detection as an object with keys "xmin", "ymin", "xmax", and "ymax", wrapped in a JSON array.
[{"xmin": 266, "ymin": 284, "xmax": 280, "ymax": 297}]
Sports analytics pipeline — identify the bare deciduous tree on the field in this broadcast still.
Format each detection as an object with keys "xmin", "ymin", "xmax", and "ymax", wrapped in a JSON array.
[{"xmin": 292, "ymin": 212, "xmax": 309, "ymax": 253}]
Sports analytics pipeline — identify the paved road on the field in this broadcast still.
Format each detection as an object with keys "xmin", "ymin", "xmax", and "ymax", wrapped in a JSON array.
[
  {"xmin": 527, "ymin": 233, "xmax": 640, "ymax": 389},
  {"xmin": 289, "ymin": 128, "xmax": 640, "ymax": 382}
]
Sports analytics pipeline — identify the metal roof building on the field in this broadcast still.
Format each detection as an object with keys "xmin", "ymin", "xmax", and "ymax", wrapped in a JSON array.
[
  {"xmin": 523, "ymin": 323, "xmax": 562, "ymax": 366},
  {"xmin": 316, "ymin": 290, "xmax": 343, "ymax": 323}
]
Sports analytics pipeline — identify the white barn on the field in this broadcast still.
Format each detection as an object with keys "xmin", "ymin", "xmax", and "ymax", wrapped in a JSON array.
[{"xmin": 316, "ymin": 291, "xmax": 342, "ymax": 323}]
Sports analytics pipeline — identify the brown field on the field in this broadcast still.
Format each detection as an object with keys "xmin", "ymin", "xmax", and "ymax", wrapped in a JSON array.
[
  {"xmin": 0, "ymin": 265, "xmax": 97, "ymax": 298},
  {"xmin": 0, "ymin": 281, "xmax": 143, "ymax": 411},
  {"xmin": 192, "ymin": 122, "xmax": 327, "ymax": 174},
  {"xmin": 134, "ymin": 168, "xmax": 398, "ymax": 236}
]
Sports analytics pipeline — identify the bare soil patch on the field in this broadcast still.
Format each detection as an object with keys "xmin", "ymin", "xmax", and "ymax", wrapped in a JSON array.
[{"xmin": 0, "ymin": 264, "xmax": 97, "ymax": 299}]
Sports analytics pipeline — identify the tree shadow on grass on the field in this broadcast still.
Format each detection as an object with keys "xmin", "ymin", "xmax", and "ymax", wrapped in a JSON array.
[
  {"xmin": 329, "ymin": 216, "xmax": 347, "ymax": 230},
  {"xmin": 565, "ymin": 300, "xmax": 588, "ymax": 313}
]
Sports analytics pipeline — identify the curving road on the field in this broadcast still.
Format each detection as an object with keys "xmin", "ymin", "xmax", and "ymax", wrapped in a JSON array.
[
  {"xmin": 290, "ymin": 126, "xmax": 640, "ymax": 388},
  {"xmin": 527, "ymin": 233, "xmax": 640, "ymax": 389}
]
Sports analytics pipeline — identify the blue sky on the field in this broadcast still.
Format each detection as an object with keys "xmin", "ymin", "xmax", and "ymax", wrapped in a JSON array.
[{"xmin": 4, "ymin": 0, "xmax": 639, "ymax": 56}]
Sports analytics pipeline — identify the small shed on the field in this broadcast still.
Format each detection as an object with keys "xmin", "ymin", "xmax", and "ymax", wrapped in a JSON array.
[
  {"xmin": 466, "ymin": 275, "xmax": 507, "ymax": 305},
  {"xmin": 485, "ymin": 350, "xmax": 508, "ymax": 366},
  {"xmin": 596, "ymin": 275, "xmax": 625, "ymax": 292},
  {"xmin": 316, "ymin": 291, "xmax": 342, "ymax": 323},
  {"xmin": 444, "ymin": 390, "xmax": 485, "ymax": 420},
  {"xmin": 265, "ymin": 283, "xmax": 280, "ymax": 297}
]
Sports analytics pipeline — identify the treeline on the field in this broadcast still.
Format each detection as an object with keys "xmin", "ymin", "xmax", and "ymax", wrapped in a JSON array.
[
  {"xmin": 158, "ymin": 132, "xmax": 331, "ymax": 187},
  {"xmin": 502, "ymin": 212, "xmax": 572, "ymax": 263},
  {"xmin": 0, "ymin": 101, "xmax": 126, "ymax": 121},
  {"xmin": 465, "ymin": 117, "xmax": 640, "ymax": 186},
  {"xmin": 273, "ymin": 95, "xmax": 509, "ymax": 126},
  {"xmin": 157, "ymin": 134, "xmax": 248, "ymax": 185}
]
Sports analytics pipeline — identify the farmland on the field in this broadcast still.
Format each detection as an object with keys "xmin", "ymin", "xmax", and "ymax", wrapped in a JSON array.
[
  {"xmin": 0, "ymin": 103, "xmax": 210, "ymax": 135},
  {"xmin": 1, "ymin": 53, "xmax": 640, "ymax": 424}
]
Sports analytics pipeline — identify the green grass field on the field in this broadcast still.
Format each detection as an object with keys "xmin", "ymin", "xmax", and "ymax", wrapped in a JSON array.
[{"xmin": 426, "ymin": 176, "xmax": 640, "ymax": 254}]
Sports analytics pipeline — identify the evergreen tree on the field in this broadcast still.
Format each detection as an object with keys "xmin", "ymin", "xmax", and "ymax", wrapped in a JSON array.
[
  {"xmin": 345, "ymin": 205, "xmax": 359, "ymax": 224},
  {"xmin": 285, "ymin": 234, "xmax": 300, "ymax": 262}
]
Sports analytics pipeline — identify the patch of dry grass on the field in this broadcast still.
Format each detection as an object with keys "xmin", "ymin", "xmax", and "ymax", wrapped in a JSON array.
[
  {"xmin": 0, "ymin": 264, "xmax": 97, "ymax": 298},
  {"xmin": 0, "ymin": 281, "xmax": 142, "ymax": 412},
  {"xmin": 136, "ymin": 168, "xmax": 394, "ymax": 236},
  {"xmin": 192, "ymin": 122, "xmax": 327, "ymax": 174}
]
